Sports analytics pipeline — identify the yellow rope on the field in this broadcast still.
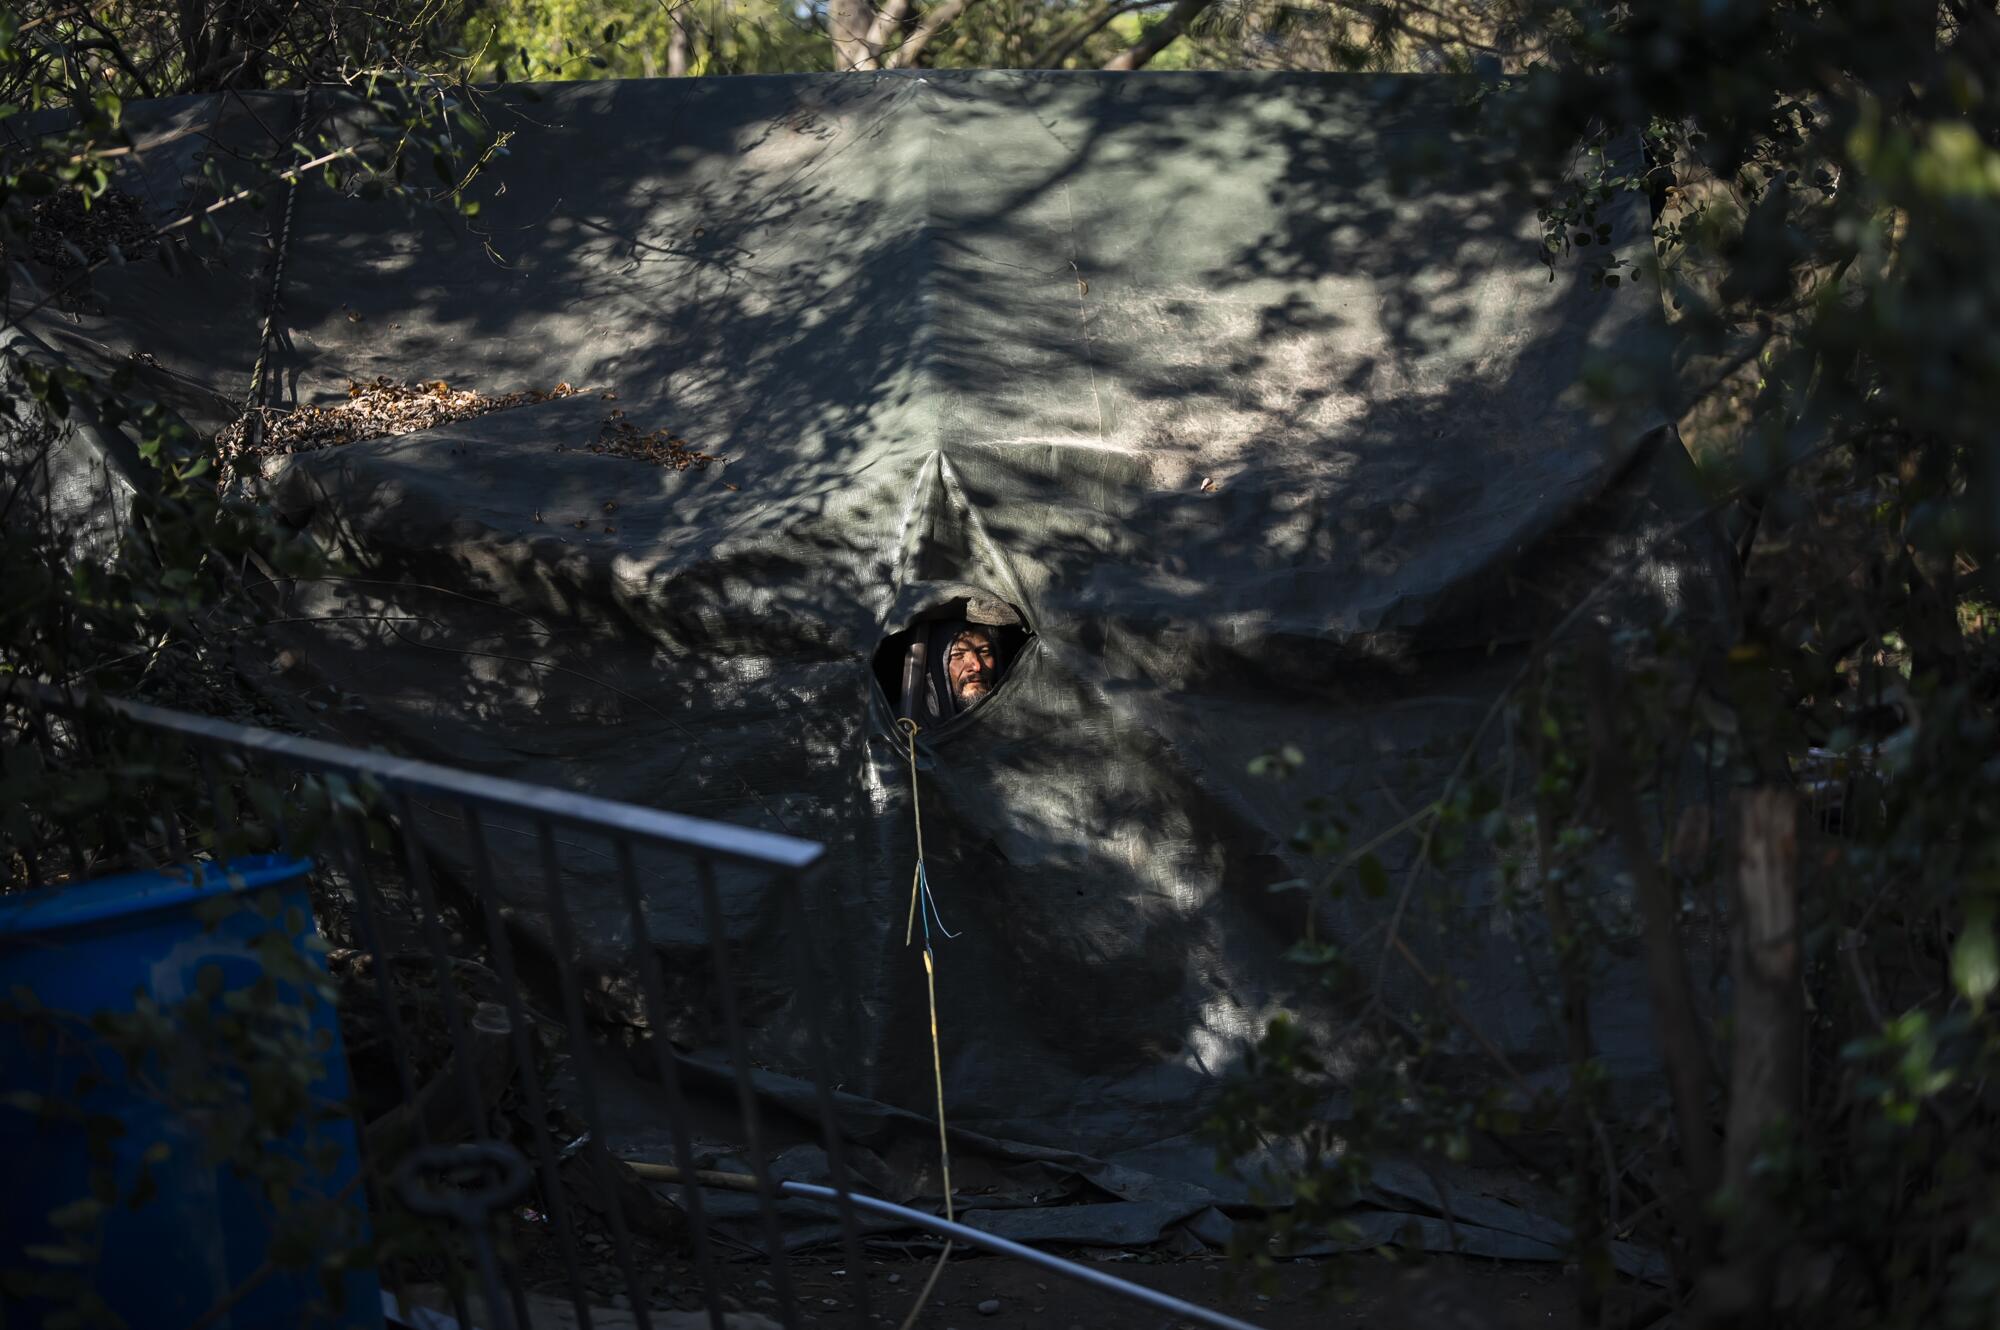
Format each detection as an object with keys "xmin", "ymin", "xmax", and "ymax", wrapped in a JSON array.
[
  {"xmin": 894, "ymin": 717, "xmax": 955, "ymax": 1330},
  {"xmin": 901, "ymin": 718, "xmax": 926, "ymax": 945},
  {"xmin": 923, "ymin": 948, "xmax": 953, "ymax": 1228}
]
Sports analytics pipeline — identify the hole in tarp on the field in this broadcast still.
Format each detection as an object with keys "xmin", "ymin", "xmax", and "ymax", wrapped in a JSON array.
[{"xmin": 873, "ymin": 594, "xmax": 1032, "ymax": 726}]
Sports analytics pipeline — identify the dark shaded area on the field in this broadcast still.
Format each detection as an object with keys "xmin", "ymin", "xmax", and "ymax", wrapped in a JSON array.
[{"xmin": 11, "ymin": 71, "xmax": 1727, "ymax": 1258}]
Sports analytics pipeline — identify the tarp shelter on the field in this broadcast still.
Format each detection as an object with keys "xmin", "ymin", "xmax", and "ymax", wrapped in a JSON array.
[{"xmin": 10, "ymin": 71, "xmax": 1727, "ymax": 1260}]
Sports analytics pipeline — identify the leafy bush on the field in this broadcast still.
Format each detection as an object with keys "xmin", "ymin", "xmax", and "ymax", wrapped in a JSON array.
[{"xmin": 1209, "ymin": 5, "xmax": 2000, "ymax": 1326}]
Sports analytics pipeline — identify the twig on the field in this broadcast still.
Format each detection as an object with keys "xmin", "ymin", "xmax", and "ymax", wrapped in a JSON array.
[
  {"xmin": 1390, "ymin": 935, "xmax": 1526, "ymax": 1088},
  {"xmin": 2, "ymin": 145, "xmax": 366, "ymax": 340},
  {"xmin": 1532, "ymin": 664, "xmax": 1609, "ymax": 1324},
  {"xmin": 67, "ymin": 613, "xmax": 442, "ymax": 681},
  {"xmin": 1841, "ymin": 929, "xmax": 1886, "ymax": 1027},
  {"xmin": 1582, "ymin": 636, "xmax": 1718, "ymax": 1258},
  {"xmin": 1354, "ymin": 429, "xmax": 1846, "ymax": 976},
  {"xmin": 1100, "ymin": 0, "xmax": 1217, "ymax": 68},
  {"xmin": 881, "ymin": 0, "xmax": 983, "ymax": 68},
  {"xmin": 1027, "ymin": 0, "xmax": 1168, "ymax": 67}
]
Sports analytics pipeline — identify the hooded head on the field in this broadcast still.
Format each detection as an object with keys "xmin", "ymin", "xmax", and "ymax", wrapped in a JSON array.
[
  {"xmin": 919, "ymin": 618, "xmax": 1006, "ymax": 723},
  {"xmin": 942, "ymin": 624, "xmax": 1000, "ymax": 707}
]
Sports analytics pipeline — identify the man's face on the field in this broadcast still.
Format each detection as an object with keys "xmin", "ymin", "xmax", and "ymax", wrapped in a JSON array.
[{"xmin": 945, "ymin": 629, "xmax": 999, "ymax": 706}]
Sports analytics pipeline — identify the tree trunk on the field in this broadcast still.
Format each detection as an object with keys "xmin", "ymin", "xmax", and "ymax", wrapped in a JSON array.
[
  {"xmin": 1696, "ymin": 789, "xmax": 1802, "ymax": 1326},
  {"xmin": 1100, "ymin": 0, "xmax": 1214, "ymax": 69},
  {"xmin": 666, "ymin": 8, "xmax": 692, "ymax": 77},
  {"xmin": 829, "ymin": 0, "xmax": 876, "ymax": 69},
  {"xmin": 1722, "ymin": 790, "xmax": 1801, "ymax": 1193}
]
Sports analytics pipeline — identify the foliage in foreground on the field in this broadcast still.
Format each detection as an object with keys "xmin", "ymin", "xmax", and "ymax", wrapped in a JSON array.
[
  {"xmin": 6, "ymin": 1, "xmax": 2000, "ymax": 1327},
  {"xmin": 0, "ymin": 0, "xmax": 510, "ymax": 877},
  {"xmin": 1209, "ymin": 5, "xmax": 2000, "ymax": 1329}
]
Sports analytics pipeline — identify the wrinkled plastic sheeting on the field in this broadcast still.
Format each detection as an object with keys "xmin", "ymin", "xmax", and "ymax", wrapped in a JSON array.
[
  {"xmin": 11, "ymin": 72, "xmax": 1727, "ymax": 1268},
  {"xmin": 575, "ymin": 1045, "xmax": 1667, "ymax": 1279}
]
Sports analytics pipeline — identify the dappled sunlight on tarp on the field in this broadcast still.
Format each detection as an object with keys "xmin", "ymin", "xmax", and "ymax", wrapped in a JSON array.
[{"xmin": 14, "ymin": 70, "xmax": 1724, "ymax": 1258}]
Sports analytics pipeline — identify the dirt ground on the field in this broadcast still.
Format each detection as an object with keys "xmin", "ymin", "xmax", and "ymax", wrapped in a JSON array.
[
  {"xmin": 409, "ymin": 1249, "xmax": 1616, "ymax": 1330},
  {"xmin": 725, "ymin": 1250, "xmax": 1586, "ymax": 1330}
]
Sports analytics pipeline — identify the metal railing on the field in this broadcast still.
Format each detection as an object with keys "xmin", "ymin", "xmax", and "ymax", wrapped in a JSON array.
[{"xmin": 5, "ymin": 685, "xmax": 1264, "ymax": 1330}]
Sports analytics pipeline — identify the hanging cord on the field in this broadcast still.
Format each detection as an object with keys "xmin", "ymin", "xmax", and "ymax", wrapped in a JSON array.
[
  {"xmin": 902, "ymin": 718, "xmax": 928, "ymax": 944},
  {"xmin": 896, "ymin": 717, "xmax": 957, "ymax": 1330},
  {"xmin": 902, "ymin": 720, "xmax": 959, "ymax": 948},
  {"xmin": 240, "ymin": 88, "xmax": 310, "ymax": 456}
]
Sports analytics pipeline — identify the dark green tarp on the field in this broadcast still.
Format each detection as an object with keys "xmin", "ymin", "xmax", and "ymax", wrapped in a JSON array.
[{"xmin": 10, "ymin": 71, "xmax": 1725, "ymax": 1262}]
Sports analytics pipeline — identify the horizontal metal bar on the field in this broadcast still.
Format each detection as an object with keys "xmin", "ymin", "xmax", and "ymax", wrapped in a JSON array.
[
  {"xmin": 16, "ymin": 682, "xmax": 821, "ymax": 870},
  {"xmin": 780, "ymin": 1181, "xmax": 1268, "ymax": 1330}
]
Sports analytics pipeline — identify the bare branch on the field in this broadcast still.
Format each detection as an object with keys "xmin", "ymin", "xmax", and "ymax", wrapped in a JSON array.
[
  {"xmin": 881, "ymin": 0, "xmax": 982, "ymax": 70},
  {"xmin": 1101, "ymin": 0, "xmax": 1215, "ymax": 70},
  {"xmin": 862, "ymin": 0, "xmax": 916, "ymax": 61},
  {"xmin": 828, "ymin": 0, "xmax": 878, "ymax": 70},
  {"xmin": 1, "ymin": 144, "xmax": 364, "ymax": 341},
  {"xmin": 1531, "ymin": 669, "xmax": 1609, "ymax": 1324},
  {"xmin": 1582, "ymin": 635, "xmax": 1719, "ymax": 1260},
  {"xmin": 1030, "ymin": 0, "xmax": 1167, "ymax": 68}
]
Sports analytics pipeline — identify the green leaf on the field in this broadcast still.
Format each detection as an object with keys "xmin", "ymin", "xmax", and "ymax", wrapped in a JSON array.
[
  {"xmin": 1284, "ymin": 939, "xmax": 1340, "ymax": 966},
  {"xmin": 1951, "ymin": 903, "xmax": 1997, "ymax": 1007},
  {"xmin": 1357, "ymin": 854, "xmax": 1388, "ymax": 898}
]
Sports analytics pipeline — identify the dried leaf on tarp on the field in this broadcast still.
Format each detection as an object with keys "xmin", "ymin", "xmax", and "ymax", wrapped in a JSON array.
[
  {"xmin": 569, "ymin": 411, "xmax": 723, "ymax": 471},
  {"xmin": 217, "ymin": 377, "xmax": 578, "ymax": 457}
]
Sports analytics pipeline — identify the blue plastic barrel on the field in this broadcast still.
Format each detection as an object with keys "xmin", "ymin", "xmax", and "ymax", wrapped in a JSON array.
[{"xmin": 0, "ymin": 855, "xmax": 384, "ymax": 1329}]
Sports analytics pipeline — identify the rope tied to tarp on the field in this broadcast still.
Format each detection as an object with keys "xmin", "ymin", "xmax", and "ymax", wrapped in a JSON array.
[
  {"xmin": 240, "ymin": 88, "xmax": 310, "ymax": 455},
  {"xmin": 896, "ymin": 716, "xmax": 957, "ymax": 1330}
]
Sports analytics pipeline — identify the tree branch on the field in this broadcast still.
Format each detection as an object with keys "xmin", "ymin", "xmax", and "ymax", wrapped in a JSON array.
[
  {"xmin": 1029, "ymin": 0, "xmax": 1164, "ymax": 68},
  {"xmin": 1582, "ymin": 635, "xmax": 1719, "ymax": 1262},
  {"xmin": 863, "ymin": 0, "xmax": 916, "ymax": 61},
  {"xmin": 1100, "ymin": 0, "xmax": 1214, "ymax": 70},
  {"xmin": 70, "ymin": 19, "xmax": 160, "ymax": 99},
  {"xmin": 828, "ymin": 0, "xmax": 877, "ymax": 69},
  {"xmin": 1, "ymin": 144, "xmax": 364, "ymax": 342},
  {"xmin": 1531, "ymin": 668, "xmax": 1609, "ymax": 1322},
  {"xmin": 881, "ymin": 0, "xmax": 981, "ymax": 70}
]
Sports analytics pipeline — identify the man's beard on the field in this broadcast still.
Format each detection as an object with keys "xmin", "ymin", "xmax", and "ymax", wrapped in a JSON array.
[{"xmin": 953, "ymin": 676, "xmax": 991, "ymax": 706}]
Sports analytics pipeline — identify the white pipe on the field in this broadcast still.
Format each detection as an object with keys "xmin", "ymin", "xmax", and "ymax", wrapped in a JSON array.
[{"xmin": 779, "ymin": 1180, "xmax": 1268, "ymax": 1330}]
